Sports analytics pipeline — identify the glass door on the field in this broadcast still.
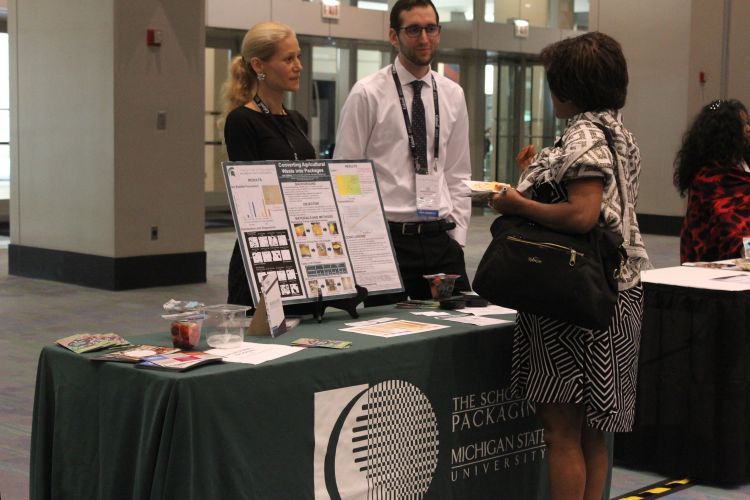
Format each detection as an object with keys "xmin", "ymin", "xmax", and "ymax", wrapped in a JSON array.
[
  {"xmin": 309, "ymin": 44, "xmax": 350, "ymax": 158},
  {"xmin": 0, "ymin": 32, "xmax": 9, "ymax": 202},
  {"xmin": 484, "ymin": 58, "xmax": 563, "ymax": 184},
  {"xmin": 303, "ymin": 39, "xmax": 390, "ymax": 159},
  {"xmin": 204, "ymin": 29, "xmax": 241, "ymax": 211},
  {"xmin": 204, "ymin": 46, "xmax": 232, "ymax": 203}
]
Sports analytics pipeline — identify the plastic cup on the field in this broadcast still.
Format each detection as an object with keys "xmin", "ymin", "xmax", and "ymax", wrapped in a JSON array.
[
  {"xmin": 423, "ymin": 274, "xmax": 461, "ymax": 300},
  {"xmin": 170, "ymin": 319, "xmax": 202, "ymax": 350},
  {"xmin": 202, "ymin": 304, "xmax": 251, "ymax": 349}
]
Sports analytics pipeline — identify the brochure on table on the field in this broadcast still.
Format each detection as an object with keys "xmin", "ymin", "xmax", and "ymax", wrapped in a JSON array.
[
  {"xmin": 223, "ymin": 159, "xmax": 403, "ymax": 306},
  {"xmin": 249, "ymin": 273, "xmax": 287, "ymax": 337}
]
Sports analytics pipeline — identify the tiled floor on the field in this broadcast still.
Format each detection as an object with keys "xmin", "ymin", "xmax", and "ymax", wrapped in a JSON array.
[{"xmin": 0, "ymin": 212, "xmax": 747, "ymax": 499}]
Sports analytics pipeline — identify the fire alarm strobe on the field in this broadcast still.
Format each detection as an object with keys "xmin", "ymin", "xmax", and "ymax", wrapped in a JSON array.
[{"xmin": 147, "ymin": 29, "xmax": 163, "ymax": 47}]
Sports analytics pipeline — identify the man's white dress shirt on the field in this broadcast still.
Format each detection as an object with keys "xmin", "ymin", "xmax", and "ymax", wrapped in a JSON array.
[{"xmin": 334, "ymin": 58, "xmax": 472, "ymax": 246}]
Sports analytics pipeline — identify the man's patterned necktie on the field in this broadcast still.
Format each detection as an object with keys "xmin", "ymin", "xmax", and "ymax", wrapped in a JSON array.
[{"xmin": 410, "ymin": 80, "xmax": 427, "ymax": 173}]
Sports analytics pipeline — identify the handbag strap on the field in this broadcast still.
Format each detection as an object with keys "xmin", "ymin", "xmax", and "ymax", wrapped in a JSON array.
[
  {"xmin": 552, "ymin": 121, "xmax": 630, "ymax": 240},
  {"xmin": 593, "ymin": 122, "xmax": 631, "ymax": 241}
]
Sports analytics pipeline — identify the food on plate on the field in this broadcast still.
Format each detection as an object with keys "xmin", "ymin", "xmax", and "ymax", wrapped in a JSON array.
[{"xmin": 462, "ymin": 180, "xmax": 511, "ymax": 193}]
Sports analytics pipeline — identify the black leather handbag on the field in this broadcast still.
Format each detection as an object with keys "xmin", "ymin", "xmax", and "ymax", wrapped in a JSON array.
[
  {"xmin": 472, "ymin": 122, "xmax": 629, "ymax": 330},
  {"xmin": 472, "ymin": 215, "xmax": 626, "ymax": 330}
]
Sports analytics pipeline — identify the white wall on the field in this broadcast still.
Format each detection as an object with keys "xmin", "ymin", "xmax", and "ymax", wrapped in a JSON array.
[
  {"xmin": 727, "ymin": 0, "xmax": 750, "ymax": 106},
  {"xmin": 590, "ymin": 0, "xmax": 691, "ymax": 215},
  {"xmin": 594, "ymin": 0, "xmax": 691, "ymax": 218},
  {"xmin": 595, "ymin": 0, "xmax": 750, "ymax": 218},
  {"xmin": 687, "ymin": 0, "xmax": 723, "ymax": 114}
]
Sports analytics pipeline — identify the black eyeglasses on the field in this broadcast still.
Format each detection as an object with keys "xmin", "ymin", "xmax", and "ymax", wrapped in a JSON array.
[{"xmin": 399, "ymin": 24, "xmax": 441, "ymax": 38}]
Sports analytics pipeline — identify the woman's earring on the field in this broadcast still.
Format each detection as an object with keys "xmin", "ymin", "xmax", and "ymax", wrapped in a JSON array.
[{"xmin": 257, "ymin": 72, "xmax": 266, "ymax": 81}]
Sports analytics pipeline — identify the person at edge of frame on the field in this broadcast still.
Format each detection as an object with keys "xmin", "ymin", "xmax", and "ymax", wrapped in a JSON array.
[{"xmin": 488, "ymin": 31, "xmax": 651, "ymax": 500}]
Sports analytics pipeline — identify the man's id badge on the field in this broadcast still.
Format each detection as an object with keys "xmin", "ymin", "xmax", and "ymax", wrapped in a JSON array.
[{"xmin": 416, "ymin": 173, "xmax": 440, "ymax": 218}]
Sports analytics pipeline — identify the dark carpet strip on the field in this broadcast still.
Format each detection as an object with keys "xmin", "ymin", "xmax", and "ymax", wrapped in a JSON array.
[{"xmin": 612, "ymin": 478, "xmax": 693, "ymax": 499}]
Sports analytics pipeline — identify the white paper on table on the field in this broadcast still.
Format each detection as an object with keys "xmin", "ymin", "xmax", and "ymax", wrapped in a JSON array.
[
  {"xmin": 711, "ymin": 273, "xmax": 750, "ymax": 284},
  {"xmin": 456, "ymin": 305, "xmax": 516, "ymax": 316},
  {"xmin": 410, "ymin": 311, "xmax": 454, "ymax": 317},
  {"xmin": 340, "ymin": 319, "xmax": 449, "ymax": 338},
  {"xmin": 642, "ymin": 265, "xmax": 750, "ymax": 291},
  {"xmin": 207, "ymin": 342, "xmax": 303, "ymax": 365},
  {"xmin": 440, "ymin": 315, "xmax": 512, "ymax": 326}
]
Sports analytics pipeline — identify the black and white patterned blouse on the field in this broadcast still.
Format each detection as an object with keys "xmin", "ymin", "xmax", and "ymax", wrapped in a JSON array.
[{"xmin": 516, "ymin": 109, "xmax": 651, "ymax": 290}]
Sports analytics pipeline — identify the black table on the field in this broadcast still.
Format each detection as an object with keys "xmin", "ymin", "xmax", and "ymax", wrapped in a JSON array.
[
  {"xmin": 615, "ymin": 267, "xmax": 750, "ymax": 484},
  {"xmin": 31, "ymin": 307, "xmax": 567, "ymax": 499}
]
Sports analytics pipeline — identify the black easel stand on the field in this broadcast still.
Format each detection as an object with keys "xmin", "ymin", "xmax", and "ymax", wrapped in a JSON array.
[{"xmin": 313, "ymin": 285, "xmax": 368, "ymax": 323}]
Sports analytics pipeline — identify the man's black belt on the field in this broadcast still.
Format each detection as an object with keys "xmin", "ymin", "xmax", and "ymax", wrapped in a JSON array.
[{"xmin": 388, "ymin": 219, "xmax": 456, "ymax": 236}]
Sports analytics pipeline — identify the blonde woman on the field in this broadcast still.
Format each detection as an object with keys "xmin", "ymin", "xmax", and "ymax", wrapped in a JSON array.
[{"xmin": 223, "ymin": 21, "xmax": 316, "ymax": 307}]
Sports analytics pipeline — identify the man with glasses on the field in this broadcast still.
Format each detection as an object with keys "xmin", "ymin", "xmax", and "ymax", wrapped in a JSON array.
[{"xmin": 334, "ymin": 0, "xmax": 472, "ymax": 305}]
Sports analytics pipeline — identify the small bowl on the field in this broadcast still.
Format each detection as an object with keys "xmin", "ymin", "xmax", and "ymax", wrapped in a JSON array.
[{"xmin": 424, "ymin": 273, "xmax": 461, "ymax": 300}]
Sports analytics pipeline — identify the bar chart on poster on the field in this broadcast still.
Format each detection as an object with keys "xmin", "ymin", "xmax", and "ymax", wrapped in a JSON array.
[{"xmin": 224, "ymin": 160, "xmax": 403, "ymax": 305}]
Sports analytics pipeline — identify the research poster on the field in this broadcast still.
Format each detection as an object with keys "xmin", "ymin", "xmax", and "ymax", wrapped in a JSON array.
[{"xmin": 224, "ymin": 160, "xmax": 403, "ymax": 305}]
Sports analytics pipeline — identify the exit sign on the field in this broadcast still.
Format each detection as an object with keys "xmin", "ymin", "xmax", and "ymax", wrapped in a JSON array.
[{"xmin": 322, "ymin": 1, "xmax": 340, "ymax": 20}]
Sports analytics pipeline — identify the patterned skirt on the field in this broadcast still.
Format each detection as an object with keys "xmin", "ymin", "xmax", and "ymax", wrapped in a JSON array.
[{"xmin": 510, "ymin": 285, "xmax": 644, "ymax": 432}]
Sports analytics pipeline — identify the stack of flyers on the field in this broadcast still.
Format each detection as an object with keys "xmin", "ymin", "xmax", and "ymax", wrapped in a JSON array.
[
  {"xmin": 135, "ymin": 351, "xmax": 223, "ymax": 372},
  {"xmin": 56, "ymin": 333, "xmax": 131, "ymax": 354},
  {"xmin": 291, "ymin": 338, "xmax": 352, "ymax": 349},
  {"xmin": 91, "ymin": 345, "xmax": 180, "ymax": 363}
]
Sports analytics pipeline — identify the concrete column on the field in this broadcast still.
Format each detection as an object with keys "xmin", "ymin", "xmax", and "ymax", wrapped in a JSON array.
[{"xmin": 8, "ymin": 0, "xmax": 206, "ymax": 289}]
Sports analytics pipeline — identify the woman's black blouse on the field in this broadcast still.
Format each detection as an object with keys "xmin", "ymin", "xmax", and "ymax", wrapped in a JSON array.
[
  {"xmin": 224, "ymin": 105, "xmax": 316, "ymax": 308},
  {"xmin": 224, "ymin": 105, "xmax": 316, "ymax": 162}
]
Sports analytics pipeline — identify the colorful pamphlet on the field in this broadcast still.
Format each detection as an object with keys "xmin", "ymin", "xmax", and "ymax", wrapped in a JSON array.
[
  {"xmin": 291, "ymin": 338, "xmax": 352, "ymax": 349},
  {"xmin": 340, "ymin": 319, "xmax": 449, "ymax": 338},
  {"xmin": 249, "ymin": 273, "xmax": 287, "ymax": 338},
  {"xmin": 135, "ymin": 351, "xmax": 223, "ymax": 372},
  {"xmin": 91, "ymin": 345, "xmax": 180, "ymax": 363},
  {"xmin": 56, "ymin": 333, "xmax": 131, "ymax": 353}
]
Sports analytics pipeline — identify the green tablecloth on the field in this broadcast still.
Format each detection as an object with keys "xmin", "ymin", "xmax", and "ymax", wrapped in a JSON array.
[{"xmin": 31, "ymin": 307, "xmax": 559, "ymax": 499}]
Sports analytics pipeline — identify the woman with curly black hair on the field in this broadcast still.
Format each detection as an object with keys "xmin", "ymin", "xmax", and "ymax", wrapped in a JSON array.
[
  {"xmin": 488, "ymin": 32, "xmax": 650, "ymax": 500},
  {"xmin": 674, "ymin": 99, "xmax": 750, "ymax": 263}
]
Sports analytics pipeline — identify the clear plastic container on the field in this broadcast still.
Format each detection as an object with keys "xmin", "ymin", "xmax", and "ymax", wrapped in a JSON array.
[
  {"xmin": 423, "ymin": 273, "xmax": 461, "ymax": 300},
  {"xmin": 202, "ymin": 304, "xmax": 251, "ymax": 348},
  {"xmin": 170, "ymin": 319, "xmax": 202, "ymax": 350}
]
